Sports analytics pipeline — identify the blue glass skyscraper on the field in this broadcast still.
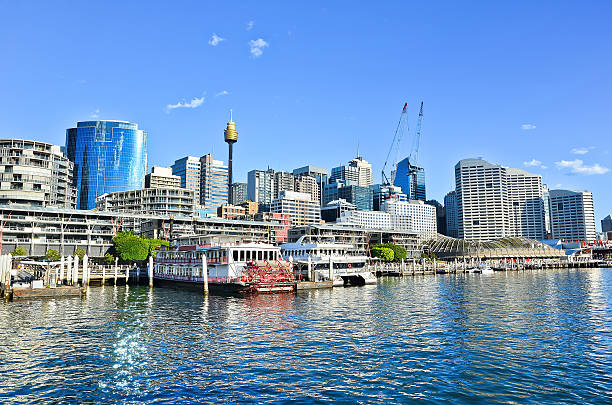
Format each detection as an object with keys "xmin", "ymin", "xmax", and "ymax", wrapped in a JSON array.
[
  {"xmin": 393, "ymin": 157, "xmax": 426, "ymax": 201},
  {"xmin": 66, "ymin": 120, "xmax": 147, "ymax": 209}
]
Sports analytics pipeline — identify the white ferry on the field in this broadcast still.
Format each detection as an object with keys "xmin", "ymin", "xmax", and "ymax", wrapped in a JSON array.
[
  {"xmin": 155, "ymin": 238, "xmax": 295, "ymax": 294},
  {"xmin": 280, "ymin": 237, "xmax": 376, "ymax": 286}
]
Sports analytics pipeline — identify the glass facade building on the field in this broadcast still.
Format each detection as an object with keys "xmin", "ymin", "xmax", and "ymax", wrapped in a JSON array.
[
  {"xmin": 393, "ymin": 157, "xmax": 426, "ymax": 201},
  {"xmin": 66, "ymin": 121, "xmax": 147, "ymax": 210}
]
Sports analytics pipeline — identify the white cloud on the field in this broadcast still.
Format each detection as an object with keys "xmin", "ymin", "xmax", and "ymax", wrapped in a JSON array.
[
  {"xmin": 571, "ymin": 146, "xmax": 594, "ymax": 155},
  {"xmin": 90, "ymin": 108, "xmax": 100, "ymax": 119},
  {"xmin": 524, "ymin": 159, "xmax": 542, "ymax": 167},
  {"xmin": 249, "ymin": 38, "xmax": 269, "ymax": 57},
  {"xmin": 246, "ymin": 21, "xmax": 254, "ymax": 31},
  {"xmin": 166, "ymin": 95, "xmax": 205, "ymax": 112},
  {"xmin": 215, "ymin": 90, "xmax": 229, "ymax": 97},
  {"xmin": 555, "ymin": 159, "xmax": 609, "ymax": 175},
  {"xmin": 524, "ymin": 159, "xmax": 547, "ymax": 169},
  {"xmin": 208, "ymin": 33, "xmax": 225, "ymax": 46},
  {"xmin": 521, "ymin": 124, "xmax": 536, "ymax": 130}
]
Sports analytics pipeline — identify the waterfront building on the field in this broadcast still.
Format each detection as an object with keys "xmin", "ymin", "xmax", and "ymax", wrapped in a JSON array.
[
  {"xmin": 455, "ymin": 158, "xmax": 546, "ymax": 241},
  {"xmin": 444, "ymin": 191, "xmax": 459, "ymax": 238},
  {"xmin": 274, "ymin": 171, "xmax": 295, "ymax": 196},
  {"xmin": 217, "ymin": 204, "xmax": 246, "ymax": 219},
  {"xmin": 294, "ymin": 175, "xmax": 320, "ymax": 204},
  {"xmin": 95, "ymin": 187, "xmax": 196, "ymax": 217},
  {"xmin": 0, "ymin": 205, "xmax": 289, "ymax": 256},
  {"xmin": 321, "ymin": 199, "xmax": 357, "ymax": 223},
  {"xmin": 145, "ymin": 166, "xmax": 181, "ymax": 189},
  {"xmin": 247, "ymin": 168, "xmax": 275, "ymax": 210},
  {"xmin": 371, "ymin": 184, "xmax": 406, "ymax": 211},
  {"xmin": 200, "ymin": 153, "xmax": 229, "ymax": 214},
  {"xmin": 393, "ymin": 157, "xmax": 426, "ymax": 201},
  {"xmin": 171, "ymin": 156, "xmax": 201, "ymax": 201},
  {"xmin": 548, "ymin": 189, "xmax": 596, "ymax": 241},
  {"xmin": 382, "ymin": 199, "xmax": 437, "ymax": 239},
  {"xmin": 337, "ymin": 209, "xmax": 392, "ymax": 230},
  {"xmin": 231, "ymin": 182, "xmax": 248, "ymax": 205},
  {"xmin": 602, "ymin": 215, "xmax": 612, "ymax": 233},
  {"xmin": 0, "ymin": 139, "xmax": 77, "ymax": 209},
  {"xmin": 330, "ymin": 156, "xmax": 373, "ymax": 187},
  {"xmin": 66, "ymin": 120, "xmax": 147, "ymax": 210},
  {"xmin": 270, "ymin": 190, "xmax": 321, "ymax": 227}
]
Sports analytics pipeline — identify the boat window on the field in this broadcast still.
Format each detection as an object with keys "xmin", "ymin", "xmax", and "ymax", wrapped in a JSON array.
[
  {"xmin": 258, "ymin": 250, "xmax": 262, "ymax": 260},
  {"xmin": 233, "ymin": 250, "xmax": 239, "ymax": 261},
  {"xmin": 240, "ymin": 250, "xmax": 244, "ymax": 261},
  {"xmin": 263, "ymin": 250, "xmax": 268, "ymax": 261}
]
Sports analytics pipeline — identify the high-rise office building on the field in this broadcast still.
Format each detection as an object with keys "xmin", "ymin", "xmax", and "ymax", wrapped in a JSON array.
[
  {"xmin": 455, "ymin": 158, "xmax": 545, "ymax": 241},
  {"xmin": 247, "ymin": 168, "xmax": 275, "ymax": 210},
  {"xmin": 293, "ymin": 165, "xmax": 329, "ymax": 205},
  {"xmin": 370, "ymin": 184, "xmax": 406, "ymax": 211},
  {"xmin": 274, "ymin": 171, "xmax": 295, "ymax": 197},
  {"xmin": 425, "ymin": 200, "xmax": 446, "ymax": 235},
  {"xmin": 602, "ymin": 215, "xmax": 612, "ymax": 233},
  {"xmin": 330, "ymin": 156, "xmax": 373, "ymax": 187},
  {"xmin": 0, "ymin": 139, "xmax": 77, "ymax": 209},
  {"xmin": 145, "ymin": 166, "xmax": 181, "ymax": 189},
  {"xmin": 543, "ymin": 185, "xmax": 552, "ymax": 238},
  {"xmin": 549, "ymin": 189, "xmax": 596, "ymax": 241},
  {"xmin": 444, "ymin": 191, "xmax": 459, "ymax": 238},
  {"xmin": 393, "ymin": 157, "xmax": 426, "ymax": 201},
  {"xmin": 338, "ymin": 185, "xmax": 373, "ymax": 211},
  {"xmin": 171, "ymin": 156, "xmax": 201, "ymax": 202},
  {"xmin": 231, "ymin": 182, "xmax": 248, "ymax": 205},
  {"xmin": 294, "ymin": 175, "xmax": 320, "ymax": 204},
  {"xmin": 199, "ymin": 154, "xmax": 228, "ymax": 214},
  {"xmin": 66, "ymin": 120, "xmax": 147, "ymax": 209}
]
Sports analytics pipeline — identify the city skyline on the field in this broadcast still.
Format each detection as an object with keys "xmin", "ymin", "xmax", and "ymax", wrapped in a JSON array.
[{"xmin": 1, "ymin": 1, "xmax": 610, "ymax": 226}]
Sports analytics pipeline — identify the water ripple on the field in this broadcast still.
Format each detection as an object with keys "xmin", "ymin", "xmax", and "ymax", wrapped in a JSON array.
[{"xmin": 0, "ymin": 268, "xmax": 611, "ymax": 403}]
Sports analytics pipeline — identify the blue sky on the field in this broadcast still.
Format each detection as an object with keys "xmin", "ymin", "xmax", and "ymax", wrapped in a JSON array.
[{"xmin": 1, "ymin": 1, "xmax": 611, "ymax": 228}]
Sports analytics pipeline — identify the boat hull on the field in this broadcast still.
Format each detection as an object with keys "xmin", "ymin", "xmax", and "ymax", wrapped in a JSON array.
[{"xmin": 154, "ymin": 277, "xmax": 294, "ymax": 295}]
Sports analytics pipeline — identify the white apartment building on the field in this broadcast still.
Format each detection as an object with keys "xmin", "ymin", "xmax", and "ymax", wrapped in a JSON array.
[
  {"xmin": 455, "ymin": 158, "xmax": 546, "ymax": 241},
  {"xmin": 274, "ymin": 171, "xmax": 295, "ymax": 196},
  {"xmin": 381, "ymin": 199, "xmax": 437, "ymax": 238},
  {"xmin": 145, "ymin": 166, "xmax": 181, "ymax": 189},
  {"xmin": 337, "ymin": 210, "xmax": 392, "ymax": 229},
  {"xmin": 548, "ymin": 189, "xmax": 596, "ymax": 241},
  {"xmin": 270, "ymin": 190, "xmax": 321, "ymax": 227},
  {"xmin": 95, "ymin": 187, "xmax": 196, "ymax": 217}
]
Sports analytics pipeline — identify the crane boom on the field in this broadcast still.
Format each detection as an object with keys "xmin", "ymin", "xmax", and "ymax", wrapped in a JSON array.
[
  {"xmin": 381, "ymin": 103, "xmax": 409, "ymax": 184},
  {"xmin": 409, "ymin": 102, "xmax": 424, "ymax": 166}
]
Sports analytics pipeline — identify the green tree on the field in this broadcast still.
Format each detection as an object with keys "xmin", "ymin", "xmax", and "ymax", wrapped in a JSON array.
[
  {"xmin": 104, "ymin": 252, "xmax": 115, "ymax": 265},
  {"xmin": 371, "ymin": 246, "xmax": 394, "ymax": 262},
  {"xmin": 74, "ymin": 248, "xmax": 86, "ymax": 260},
  {"xmin": 113, "ymin": 232, "xmax": 149, "ymax": 262},
  {"xmin": 45, "ymin": 249, "xmax": 61, "ymax": 261},
  {"xmin": 10, "ymin": 246, "xmax": 27, "ymax": 257},
  {"xmin": 378, "ymin": 243, "xmax": 407, "ymax": 262}
]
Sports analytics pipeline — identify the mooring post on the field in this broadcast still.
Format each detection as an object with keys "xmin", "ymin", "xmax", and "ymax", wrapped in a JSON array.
[
  {"xmin": 102, "ymin": 265, "xmax": 106, "ymax": 287},
  {"xmin": 73, "ymin": 255, "xmax": 80, "ymax": 286},
  {"xmin": 307, "ymin": 256, "xmax": 313, "ymax": 282},
  {"xmin": 114, "ymin": 257, "xmax": 118, "ymax": 286},
  {"xmin": 125, "ymin": 264, "xmax": 129, "ymax": 284},
  {"xmin": 202, "ymin": 254, "xmax": 208, "ymax": 295},
  {"xmin": 66, "ymin": 255, "xmax": 72, "ymax": 285},
  {"xmin": 148, "ymin": 255, "xmax": 153, "ymax": 288},
  {"xmin": 59, "ymin": 256, "xmax": 65, "ymax": 285},
  {"xmin": 83, "ymin": 254, "xmax": 89, "ymax": 289},
  {"xmin": 422, "ymin": 258, "xmax": 426, "ymax": 273},
  {"xmin": 328, "ymin": 256, "xmax": 333, "ymax": 282}
]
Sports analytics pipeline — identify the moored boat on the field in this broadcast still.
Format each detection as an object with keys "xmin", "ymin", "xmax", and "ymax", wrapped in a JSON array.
[{"xmin": 155, "ymin": 238, "xmax": 295, "ymax": 295}]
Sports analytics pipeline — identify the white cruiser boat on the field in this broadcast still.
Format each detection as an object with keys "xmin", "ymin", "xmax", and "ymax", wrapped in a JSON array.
[
  {"xmin": 468, "ymin": 263, "xmax": 494, "ymax": 274},
  {"xmin": 155, "ymin": 238, "xmax": 295, "ymax": 295},
  {"xmin": 280, "ymin": 237, "xmax": 376, "ymax": 286}
]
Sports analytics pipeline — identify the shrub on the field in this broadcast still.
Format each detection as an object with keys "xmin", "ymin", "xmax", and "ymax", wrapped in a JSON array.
[
  {"xmin": 371, "ymin": 246, "xmax": 394, "ymax": 262},
  {"xmin": 10, "ymin": 246, "xmax": 27, "ymax": 257},
  {"xmin": 45, "ymin": 249, "xmax": 61, "ymax": 261},
  {"xmin": 74, "ymin": 248, "xmax": 86, "ymax": 260}
]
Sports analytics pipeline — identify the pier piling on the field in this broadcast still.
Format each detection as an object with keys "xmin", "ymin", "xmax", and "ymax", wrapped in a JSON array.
[{"xmin": 202, "ymin": 255, "xmax": 208, "ymax": 295}]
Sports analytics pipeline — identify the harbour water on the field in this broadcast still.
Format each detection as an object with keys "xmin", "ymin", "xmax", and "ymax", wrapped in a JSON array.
[{"xmin": 1, "ymin": 268, "xmax": 611, "ymax": 404}]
